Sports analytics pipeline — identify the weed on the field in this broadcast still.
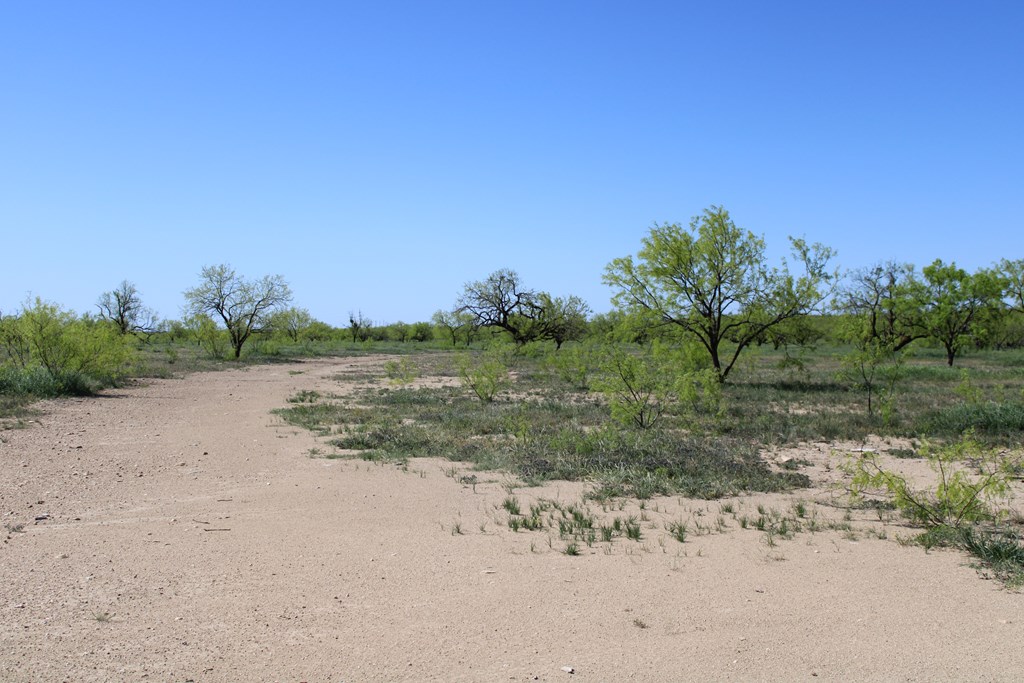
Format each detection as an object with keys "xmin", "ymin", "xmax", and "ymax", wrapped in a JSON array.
[
  {"xmin": 564, "ymin": 542, "xmax": 581, "ymax": 556},
  {"xmin": 623, "ymin": 516, "xmax": 643, "ymax": 541},
  {"xmin": 668, "ymin": 520, "xmax": 688, "ymax": 543},
  {"xmin": 502, "ymin": 496, "xmax": 521, "ymax": 516}
]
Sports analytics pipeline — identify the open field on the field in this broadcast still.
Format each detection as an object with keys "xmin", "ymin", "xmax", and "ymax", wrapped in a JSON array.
[{"xmin": 2, "ymin": 353, "xmax": 1023, "ymax": 681}]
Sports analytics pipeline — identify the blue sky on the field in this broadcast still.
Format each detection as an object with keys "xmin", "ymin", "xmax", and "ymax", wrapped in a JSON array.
[{"xmin": 2, "ymin": 1, "xmax": 1021, "ymax": 326}]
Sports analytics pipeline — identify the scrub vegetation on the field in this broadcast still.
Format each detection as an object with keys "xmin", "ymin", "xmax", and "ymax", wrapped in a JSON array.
[{"xmin": 4, "ymin": 208, "xmax": 1024, "ymax": 583}]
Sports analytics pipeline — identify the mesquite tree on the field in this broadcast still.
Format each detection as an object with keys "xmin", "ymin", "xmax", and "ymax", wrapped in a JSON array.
[
  {"xmin": 604, "ymin": 205, "xmax": 836, "ymax": 382},
  {"xmin": 184, "ymin": 264, "xmax": 292, "ymax": 358}
]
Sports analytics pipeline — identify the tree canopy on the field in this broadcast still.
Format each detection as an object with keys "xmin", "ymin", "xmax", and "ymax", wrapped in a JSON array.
[
  {"xmin": 183, "ymin": 264, "xmax": 292, "ymax": 358},
  {"xmin": 604, "ymin": 205, "xmax": 836, "ymax": 381}
]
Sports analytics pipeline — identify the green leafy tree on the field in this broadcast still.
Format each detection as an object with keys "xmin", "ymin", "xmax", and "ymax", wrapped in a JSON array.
[
  {"xmin": 184, "ymin": 264, "xmax": 292, "ymax": 359},
  {"xmin": 837, "ymin": 336, "xmax": 905, "ymax": 422},
  {"xmin": 270, "ymin": 307, "xmax": 314, "ymax": 342},
  {"xmin": 835, "ymin": 262, "xmax": 927, "ymax": 352},
  {"xmin": 408, "ymin": 321, "xmax": 433, "ymax": 342},
  {"xmin": 920, "ymin": 260, "xmax": 1005, "ymax": 366},
  {"xmin": 536, "ymin": 294, "xmax": 591, "ymax": 349},
  {"xmin": 604, "ymin": 205, "xmax": 836, "ymax": 382},
  {"xmin": 997, "ymin": 259, "xmax": 1024, "ymax": 348},
  {"xmin": 834, "ymin": 262, "xmax": 926, "ymax": 419},
  {"xmin": 593, "ymin": 345, "xmax": 671, "ymax": 429},
  {"xmin": 999, "ymin": 258, "xmax": 1024, "ymax": 313},
  {"xmin": 593, "ymin": 341, "xmax": 721, "ymax": 429},
  {"xmin": 0, "ymin": 309, "xmax": 31, "ymax": 367}
]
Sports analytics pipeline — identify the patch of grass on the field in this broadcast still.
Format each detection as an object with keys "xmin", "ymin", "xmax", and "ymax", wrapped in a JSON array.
[
  {"xmin": 502, "ymin": 496, "xmax": 521, "ymax": 516},
  {"xmin": 916, "ymin": 525, "xmax": 1024, "ymax": 588},
  {"xmin": 281, "ymin": 378, "xmax": 806, "ymax": 499},
  {"xmin": 926, "ymin": 402, "xmax": 1024, "ymax": 438},
  {"xmin": 287, "ymin": 389, "xmax": 321, "ymax": 403}
]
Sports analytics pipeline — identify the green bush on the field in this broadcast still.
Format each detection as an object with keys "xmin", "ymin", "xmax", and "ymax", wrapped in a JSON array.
[
  {"xmin": 457, "ymin": 345, "xmax": 512, "ymax": 402},
  {"xmin": 847, "ymin": 434, "xmax": 1018, "ymax": 528},
  {"xmin": 1, "ymin": 299, "xmax": 134, "ymax": 396}
]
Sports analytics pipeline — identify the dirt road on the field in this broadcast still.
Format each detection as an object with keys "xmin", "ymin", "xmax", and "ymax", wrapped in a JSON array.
[{"xmin": 2, "ymin": 357, "xmax": 1021, "ymax": 681}]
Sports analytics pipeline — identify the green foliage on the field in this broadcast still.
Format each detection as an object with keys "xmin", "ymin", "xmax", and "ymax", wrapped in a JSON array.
[
  {"xmin": 0, "ymin": 364, "xmax": 94, "ymax": 397},
  {"xmin": 920, "ymin": 260, "xmax": 1005, "ymax": 366},
  {"xmin": 0, "ymin": 299, "xmax": 135, "ymax": 398},
  {"xmin": 457, "ymin": 345, "xmax": 511, "ymax": 402},
  {"xmin": 592, "ymin": 345, "xmax": 672, "ymax": 429},
  {"xmin": 592, "ymin": 342, "xmax": 722, "ymax": 429},
  {"xmin": 838, "ymin": 339, "xmax": 905, "ymax": 423},
  {"xmin": 604, "ymin": 205, "xmax": 836, "ymax": 381},
  {"xmin": 383, "ymin": 357, "xmax": 419, "ymax": 385},
  {"xmin": 927, "ymin": 401, "xmax": 1024, "ymax": 436},
  {"xmin": 184, "ymin": 313, "xmax": 228, "ymax": 359},
  {"xmin": 835, "ymin": 262, "xmax": 927, "ymax": 353},
  {"xmin": 545, "ymin": 342, "xmax": 598, "ymax": 390},
  {"xmin": 959, "ymin": 527, "xmax": 1024, "ymax": 588},
  {"xmin": 184, "ymin": 264, "xmax": 292, "ymax": 359},
  {"xmin": 535, "ymin": 293, "xmax": 590, "ymax": 349},
  {"xmin": 269, "ymin": 307, "xmax": 314, "ymax": 342},
  {"xmin": 847, "ymin": 434, "xmax": 1018, "ymax": 528},
  {"xmin": 431, "ymin": 308, "xmax": 476, "ymax": 346},
  {"xmin": 277, "ymin": 361, "xmax": 806, "ymax": 500}
]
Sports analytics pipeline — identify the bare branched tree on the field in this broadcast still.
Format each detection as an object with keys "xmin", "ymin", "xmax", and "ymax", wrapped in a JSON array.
[
  {"xmin": 457, "ymin": 269, "xmax": 545, "ymax": 345},
  {"xmin": 97, "ymin": 280, "xmax": 159, "ymax": 339}
]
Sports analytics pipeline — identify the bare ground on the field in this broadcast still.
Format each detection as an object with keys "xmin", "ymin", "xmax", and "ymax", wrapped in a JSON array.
[{"xmin": 1, "ymin": 356, "xmax": 1022, "ymax": 682}]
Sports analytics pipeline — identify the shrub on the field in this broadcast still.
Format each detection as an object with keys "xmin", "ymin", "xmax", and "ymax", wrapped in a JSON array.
[
  {"xmin": 383, "ymin": 357, "xmax": 419, "ymax": 385},
  {"xmin": 846, "ymin": 433, "xmax": 1018, "ymax": 528},
  {"xmin": 457, "ymin": 345, "xmax": 511, "ymax": 402},
  {"xmin": 1, "ymin": 299, "xmax": 134, "ymax": 393}
]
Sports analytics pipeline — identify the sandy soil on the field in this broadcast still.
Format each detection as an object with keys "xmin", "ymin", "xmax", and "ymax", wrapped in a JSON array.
[{"xmin": 1, "ymin": 356, "xmax": 1022, "ymax": 682}]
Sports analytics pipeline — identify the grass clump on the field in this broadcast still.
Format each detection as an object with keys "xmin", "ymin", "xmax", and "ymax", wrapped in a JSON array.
[{"xmin": 917, "ymin": 525, "xmax": 1024, "ymax": 589}]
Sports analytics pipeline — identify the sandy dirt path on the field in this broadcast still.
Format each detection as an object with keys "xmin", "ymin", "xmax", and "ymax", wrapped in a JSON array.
[{"xmin": 1, "ymin": 357, "xmax": 1022, "ymax": 682}]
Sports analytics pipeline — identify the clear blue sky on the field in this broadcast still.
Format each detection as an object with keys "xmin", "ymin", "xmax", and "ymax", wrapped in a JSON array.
[{"xmin": 2, "ymin": 1, "xmax": 1021, "ymax": 326}]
